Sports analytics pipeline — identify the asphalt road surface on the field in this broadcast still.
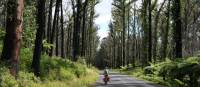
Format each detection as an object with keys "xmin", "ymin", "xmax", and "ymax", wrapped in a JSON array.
[{"xmin": 94, "ymin": 71, "xmax": 163, "ymax": 87}]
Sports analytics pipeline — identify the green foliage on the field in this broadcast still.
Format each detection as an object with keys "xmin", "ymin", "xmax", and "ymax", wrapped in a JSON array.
[
  {"xmin": 0, "ymin": 47, "xmax": 98, "ymax": 87},
  {"xmin": 0, "ymin": 68, "xmax": 40, "ymax": 87},
  {"xmin": 17, "ymin": 72, "xmax": 41, "ymax": 87},
  {"xmin": 20, "ymin": 48, "xmax": 33, "ymax": 71},
  {"xmin": 152, "ymin": 57, "xmax": 200, "ymax": 87},
  {"xmin": 170, "ymin": 79, "xmax": 187, "ymax": 87},
  {"xmin": 119, "ymin": 55, "xmax": 200, "ymax": 87},
  {"xmin": 0, "ymin": 27, "xmax": 5, "ymax": 41},
  {"xmin": 77, "ymin": 57, "xmax": 87, "ymax": 65},
  {"xmin": 23, "ymin": 4, "xmax": 36, "ymax": 48},
  {"xmin": 144, "ymin": 66, "xmax": 155, "ymax": 74},
  {"xmin": 40, "ymin": 55, "xmax": 87, "ymax": 81},
  {"xmin": 120, "ymin": 64, "xmax": 133, "ymax": 71},
  {"xmin": 42, "ymin": 39, "xmax": 54, "ymax": 50},
  {"xmin": 0, "ymin": 68, "xmax": 18, "ymax": 87}
]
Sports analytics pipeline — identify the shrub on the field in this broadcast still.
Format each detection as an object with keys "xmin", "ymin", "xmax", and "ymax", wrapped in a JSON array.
[
  {"xmin": 73, "ymin": 63, "xmax": 87, "ymax": 78},
  {"xmin": 17, "ymin": 72, "xmax": 40, "ymax": 87},
  {"xmin": 144, "ymin": 66, "xmax": 155, "ymax": 74},
  {"xmin": 120, "ymin": 64, "xmax": 133, "ymax": 71},
  {"xmin": 157, "ymin": 58, "xmax": 200, "ymax": 87},
  {"xmin": 120, "ymin": 56, "xmax": 200, "ymax": 87},
  {"xmin": 77, "ymin": 57, "xmax": 87, "ymax": 65},
  {"xmin": 0, "ymin": 47, "xmax": 98, "ymax": 87},
  {"xmin": 20, "ymin": 48, "xmax": 33, "ymax": 71},
  {"xmin": 0, "ymin": 68, "xmax": 40, "ymax": 87},
  {"xmin": 0, "ymin": 68, "xmax": 18, "ymax": 87}
]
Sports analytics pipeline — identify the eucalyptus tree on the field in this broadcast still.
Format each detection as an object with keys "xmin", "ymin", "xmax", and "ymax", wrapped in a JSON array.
[
  {"xmin": 1, "ymin": 0, "xmax": 24, "ymax": 77},
  {"xmin": 148, "ymin": 0, "xmax": 152, "ymax": 62},
  {"xmin": 172, "ymin": 0, "xmax": 182, "ymax": 58},
  {"xmin": 49, "ymin": 0, "xmax": 60, "ymax": 56},
  {"xmin": 153, "ymin": 0, "xmax": 167, "ymax": 60},
  {"xmin": 81, "ymin": 0, "xmax": 89, "ymax": 56},
  {"xmin": 160, "ymin": 0, "xmax": 170, "ymax": 59},
  {"xmin": 71, "ymin": 0, "xmax": 81, "ymax": 61},
  {"xmin": 141, "ymin": 0, "xmax": 148, "ymax": 66},
  {"xmin": 32, "ymin": 0, "xmax": 46, "ymax": 76},
  {"xmin": 112, "ymin": 0, "xmax": 135, "ymax": 66}
]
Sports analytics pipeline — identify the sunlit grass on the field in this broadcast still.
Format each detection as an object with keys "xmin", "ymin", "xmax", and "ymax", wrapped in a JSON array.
[
  {"xmin": 31, "ymin": 68, "xmax": 98, "ymax": 87},
  {"xmin": 0, "ymin": 48, "xmax": 99, "ymax": 87}
]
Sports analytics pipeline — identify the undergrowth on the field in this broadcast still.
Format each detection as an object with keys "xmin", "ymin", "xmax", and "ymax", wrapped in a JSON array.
[
  {"xmin": 0, "ymin": 48, "xmax": 98, "ymax": 87},
  {"xmin": 119, "ymin": 55, "xmax": 200, "ymax": 87}
]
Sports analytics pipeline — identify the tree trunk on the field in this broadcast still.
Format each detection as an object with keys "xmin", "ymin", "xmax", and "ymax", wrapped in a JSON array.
[
  {"xmin": 72, "ymin": 0, "xmax": 81, "ymax": 61},
  {"xmin": 132, "ymin": 3, "xmax": 136, "ymax": 66},
  {"xmin": 172, "ymin": 0, "xmax": 182, "ymax": 58},
  {"xmin": 127, "ymin": 2, "xmax": 130, "ymax": 65},
  {"xmin": 153, "ymin": 0, "xmax": 166, "ymax": 60},
  {"xmin": 141, "ymin": 0, "xmax": 148, "ymax": 66},
  {"xmin": 66, "ymin": 22, "xmax": 72, "ymax": 58},
  {"xmin": 55, "ymin": 12, "xmax": 59, "ymax": 56},
  {"xmin": 60, "ymin": 0, "xmax": 65, "ymax": 58},
  {"xmin": 32, "ymin": 0, "xmax": 46, "ymax": 77},
  {"xmin": 122, "ymin": 1, "xmax": 126, "ymax": 66},
  {"xmin": 81, "ymin": 0, "xmax": 88, "ymax": 56},
  {"xmin": 148, "ymin": 0, "xmax": 152, "ymax": 63},
  {"xmin": 1, "ymin": 0, "xmax": 24, "ymax": 77},
  {"xmin": 47, "ymin": 0, "xmax": 53, "ymax": 44},
  {"xmin": 161, "ymin": 0, "xmax": 170, "ymax": 59},
  {"xmin": 49, "ymin": 0, "xmax": 59, "ymax": 56}
]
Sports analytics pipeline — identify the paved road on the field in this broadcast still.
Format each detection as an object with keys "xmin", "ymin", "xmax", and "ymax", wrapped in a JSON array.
[{"xmin": 94, "ymin": 71, "xmax": 163, "ymax": 87}]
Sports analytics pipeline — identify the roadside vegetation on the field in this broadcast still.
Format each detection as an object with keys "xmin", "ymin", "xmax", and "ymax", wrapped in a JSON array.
[
  {"xmin": 118, "ymin": 54, "xmax": 200, "ymax": 87},
  {"xmin": 0, "ymin": 48, "xmax": 98, "ymax": 87}
]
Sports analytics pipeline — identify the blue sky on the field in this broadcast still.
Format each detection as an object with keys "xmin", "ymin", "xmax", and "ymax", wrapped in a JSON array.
[{"xmin": 95, "ymin": 0, "xmax": 113, "ymax": 41}]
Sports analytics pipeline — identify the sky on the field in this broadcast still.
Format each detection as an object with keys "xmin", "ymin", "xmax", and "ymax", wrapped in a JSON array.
[
  {"xmin": 94, "ymin": 0, "xmax": 163, "ymax": 41},
  {"xmin": 95, "ymin": 0, "xmax": 113, "ymax": 41},
  {"xmin": 94, "ymin": 0, "xmax": 141, "ymax": 41}
]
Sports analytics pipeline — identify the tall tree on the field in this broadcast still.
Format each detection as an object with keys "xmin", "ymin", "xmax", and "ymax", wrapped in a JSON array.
[
  {"xmin": 55, "ymin": 11, "xmax": 59, "ymax": 56},
  {"xmin": 60, "ymin": 0, "xmax": 65, "ymax": 58},
  {"xmin": 32, "ymin": 0, "xmax": 46, "ymax": 76},
  {"xmin": 141, "ymin": 0, "xmax": 148, "ymax": 66},
  {"xmin": 81, "ymin": 0, "xmax": 89, "ymax": 56},
  {"xmin": 112, "ymin": 0, "xmax": 134, "ymax": 66},
  {"xmin": 1, "ymin": 0, "xmax": 24, "ymax": 77},
  {"xmin": 49, "ymin": 0, "xmax": 60, "ymax": 56},
  {"xmin": 153, "ymin": 0, "xmax": 167, "ymax": 60},
  {"xmin": 72, "ymin": 0, "xmax": 81, "ymax": 61},
  {"xmin": 160, "ymin": 0, "xmax": 170, "ymax": 59},
  {"xmin": 148, "ymin": 0, "xmax": 152, "ymax": 62},
  {"xmin": 47, "ymin": 0, "xmax": 53, "ymax": 44},
  {"xmin": 121, "ymin": 0, "xmax": 126, "ymax": 66},
  {"xmin": 172, "ymin": 0, "xmax": 182, "ymax": 58}
]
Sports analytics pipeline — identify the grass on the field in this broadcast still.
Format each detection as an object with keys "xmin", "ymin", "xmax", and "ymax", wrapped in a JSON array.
[
  {"xmin": 0, "ymin": 48, "xmax": 99, "ymax": 87},
  {"xmin": 32, "ymin": 68, "xmax": 98, "ymax": 87}
]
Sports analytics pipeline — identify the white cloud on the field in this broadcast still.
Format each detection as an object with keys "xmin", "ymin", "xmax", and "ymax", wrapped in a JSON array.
[
  {"xmin": 95, "ymin": 0, "xmax": 112, "ymax": 41},
  {"xmin": 98, "ymin": 29, "xmax": 109, "ymax": 40},
  {"xmin": 95, "ymin": 15, "xmax": 111, "ymax": 25}
]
